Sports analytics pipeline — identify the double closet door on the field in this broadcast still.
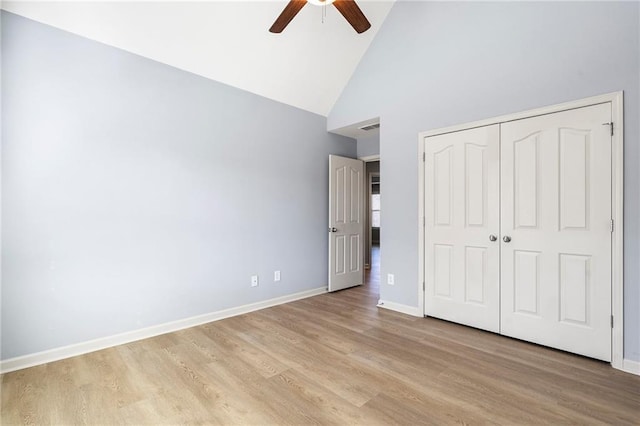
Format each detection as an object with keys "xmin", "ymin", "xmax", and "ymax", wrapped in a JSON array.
[{"xmin": 424, "ymin": 103, "xmax": 613, "ymax": 361}]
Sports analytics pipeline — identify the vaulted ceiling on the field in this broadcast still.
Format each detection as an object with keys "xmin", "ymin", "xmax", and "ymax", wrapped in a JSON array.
[{"xmin": 2, "ymin": 1, "xmax": 396, "ymax": 116}]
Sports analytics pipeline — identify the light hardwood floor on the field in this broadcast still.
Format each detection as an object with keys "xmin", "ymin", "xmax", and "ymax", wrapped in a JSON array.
[{"xmin": 2, "ymin": 246, "xmax": 639, "ymax": 425}]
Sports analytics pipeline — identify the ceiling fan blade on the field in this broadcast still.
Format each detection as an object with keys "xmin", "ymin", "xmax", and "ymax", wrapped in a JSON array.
[
  {"xmin": 333, "ymin": 0, "xmax": 371, "ymax": 34},
  {"xmin": 269, "ymin": 0, "xmax": 307, "ymax": 33}
]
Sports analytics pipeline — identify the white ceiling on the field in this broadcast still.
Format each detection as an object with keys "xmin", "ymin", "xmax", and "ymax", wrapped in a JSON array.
[{"xmin": 2, "ymin": 0, "xmax": 395, "ymax": 116}]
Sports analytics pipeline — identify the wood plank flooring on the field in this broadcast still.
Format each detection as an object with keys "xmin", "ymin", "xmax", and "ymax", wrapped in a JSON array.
[{"xmin": 2, "ymin": 246, "xmax": 639, "ymax": 424}]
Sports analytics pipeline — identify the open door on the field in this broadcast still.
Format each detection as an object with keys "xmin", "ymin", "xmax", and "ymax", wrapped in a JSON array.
[{"xmin": 328, "ymin": 155, "xmax": 364, "ymax": 292}]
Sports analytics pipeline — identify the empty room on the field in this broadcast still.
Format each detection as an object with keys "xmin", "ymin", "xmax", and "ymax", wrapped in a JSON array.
[{"xmin": 1, "ymin": 1, "xmax": 639, "ymax": 424}]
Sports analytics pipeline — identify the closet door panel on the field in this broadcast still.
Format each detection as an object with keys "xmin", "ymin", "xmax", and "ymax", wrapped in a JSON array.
[
  {"xmin": 500, "ymin": 103, "xmax": 612, "ymax": 361},
  {"xmin": 424, "ymin": 125, "xmax": 500, "ymax": 333}
]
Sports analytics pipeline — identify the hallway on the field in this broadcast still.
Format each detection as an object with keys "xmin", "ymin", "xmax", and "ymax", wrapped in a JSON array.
[{"xmin": 364, "ymin": 244, "xmax": 380, "ymax": 298}]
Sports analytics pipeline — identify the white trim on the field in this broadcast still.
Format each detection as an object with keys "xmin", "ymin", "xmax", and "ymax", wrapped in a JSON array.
[
  {"xmin": 610, "ymin": 92, "xmax": 624, "ymax": 371},
  {"xmin": 358, "ymin": 154, "xmax": 380, "ymax": 162},
  {"xmin": 417, "ymin": 91, "xmax": 624, "ymax": 370},
  {"xmin": 368, "ymin": 171, "xmax": 380, "ymax": 261},
  {"xmin": 0, "ymin": 286, "xmax": 327, "ymax": 374},
  {"xmin": 622, "ymin": 359, "xmax": 640, "ymax": 376},
  {"xmin": 377, "ymin": 300, "xmax": 423, "ymax": 317}
]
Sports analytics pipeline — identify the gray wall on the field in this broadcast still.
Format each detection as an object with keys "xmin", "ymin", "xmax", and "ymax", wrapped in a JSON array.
[
  {"xmin": 328, "ymin": 1, "xmax": 640, "ymax": 361},
  {"xmin": 357, "ymin": 134, "xmax": 380, "ymax": 158},
  {"xmin": 1, "ymin": 12, "xmax": 356, "ymax": 360}
]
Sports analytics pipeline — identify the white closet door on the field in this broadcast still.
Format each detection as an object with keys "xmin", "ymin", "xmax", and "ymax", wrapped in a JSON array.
[
  {"xmin": 500, "ymin": 103, "xmax": 612, "ymax": 361},
  {"xmin": 425, "ymin": 125, "xmax": 500, "ymax": 333}
]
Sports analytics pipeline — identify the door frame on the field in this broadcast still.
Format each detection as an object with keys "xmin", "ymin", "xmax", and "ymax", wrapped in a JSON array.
[
  {"xmin": 359, "ymin": 154, "xmax": 380, "ymax": 269},
  {"xmin": 417, "ymin": 91, "xmax": 624, "ymax": 371},
  {"xmin": 368, "ymin": 171, "xmax": 380, "ymax": 268}
]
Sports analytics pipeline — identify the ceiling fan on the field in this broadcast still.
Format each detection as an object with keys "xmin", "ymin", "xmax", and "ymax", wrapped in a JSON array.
[{"xmin": 269, "ymin": 0, "xmax": 371, "ymax": 34}]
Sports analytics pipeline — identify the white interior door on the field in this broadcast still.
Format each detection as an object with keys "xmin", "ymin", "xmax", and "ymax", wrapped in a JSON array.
[
  {"xmin": 424, "ymin": 125, "xmax": 501, "ymax": 332},
  {"xmin": 500, "ymin": 103, "xmax": 612, "ymax": 361},
  {"xmin": 329, "ymin": 155, "xmax": 364, "ymax": 292}
]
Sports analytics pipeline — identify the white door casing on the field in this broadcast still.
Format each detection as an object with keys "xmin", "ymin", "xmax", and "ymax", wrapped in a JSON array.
[
  {"xmin": 368, "ymin": 172, "xmax": 380, "ymax": 269},
  {"xmin": 424, "ymin": 125, "xmax": 501, "ymax": 333},
  {"xmin": 500, "ymin": 103, "xmax": 612, "ymax": 361},
  {"xmin": 329, "ymin": 155, "xmax": 364, "ymax": 292}
]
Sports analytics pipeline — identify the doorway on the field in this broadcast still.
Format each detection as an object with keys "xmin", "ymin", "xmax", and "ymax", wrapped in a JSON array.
[{"xmin": 364, "ymin": 160, "xmax": 380, "ymax": 296}]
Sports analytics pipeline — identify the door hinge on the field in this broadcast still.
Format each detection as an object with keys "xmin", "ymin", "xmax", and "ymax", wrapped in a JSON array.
[
  {"xmin": 610, "ymin": 219, "xmax": 614, "ymax": 233},
  {"xmin": 422, "ymin": 152, "xmax": 426, "ymax": 162},
  {"xmin": 423, "ymin": 281, "xmax": 425, "ymax": 291},
  {"xmin": 423, "ymin": 216, "xmax": 426, "ymax": 226},
  {"xmin": 603, "ymin": 122, "xmax": 614, "ymax": 136},
  {"xmin": 611, "ymin": 315, "xmax": 614, "ymax": 328}
]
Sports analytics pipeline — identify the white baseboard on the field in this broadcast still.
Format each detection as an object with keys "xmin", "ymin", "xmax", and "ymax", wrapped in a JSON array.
[
  {"xmin": 621, "ymin": 358, "xmax": 640, "ymax": 376},
  {"xmin": 377, "ymin": 299, "xmax": 423, "ymax": 317},
  {"xmin": 0, "ymin": 286, "xmax": 327, "ymax": 374}
]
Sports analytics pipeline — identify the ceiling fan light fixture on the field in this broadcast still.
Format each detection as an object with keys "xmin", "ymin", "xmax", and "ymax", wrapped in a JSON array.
[
  {"xmin": 307, "ymin": 0, "xmax": 336, "ymax": 5},
  {"xmin": 270, "ymin": 0, "xmax": 371, "ymax": 34}
]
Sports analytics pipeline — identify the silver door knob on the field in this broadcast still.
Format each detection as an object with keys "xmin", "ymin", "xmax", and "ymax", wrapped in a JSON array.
[
  {"xmin": 503, "ymin": 236, "xmax": 511, "ymax": 243},
  {"xmin": 489, "ymin": 234, "xmax": 497, "ymax": 242},
  {"xmin": 329, "ymin": 227, "xmax": 338, "ymax": 232}
]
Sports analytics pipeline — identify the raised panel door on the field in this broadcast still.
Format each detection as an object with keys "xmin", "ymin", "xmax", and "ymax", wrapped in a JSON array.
[
  {"xmin": 424, "ymin": 125, "xmax": 500, "ymax": 332},
  {"xmin": 329, "ymin": 155, "xmax": 364, "ymax": 292},
  {"xmin": 500, "ymin": 103, "xmax": 612, "ymax": 361}
]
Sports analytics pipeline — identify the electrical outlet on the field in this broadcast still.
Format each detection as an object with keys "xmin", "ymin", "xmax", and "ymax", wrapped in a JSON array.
[
  {"xmin": 274, "ymin": 270, "xmax": 281, "ymax": 282},
  {"xmin": 387, "ymin": 273, "xmax": 395, "ymax": 285},
  {"xmin": 251, "ymin": 275, "xmax": 259, "ymax": 287}
]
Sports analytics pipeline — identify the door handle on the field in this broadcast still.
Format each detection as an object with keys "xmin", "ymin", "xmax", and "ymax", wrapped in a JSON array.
[
  {"xmin": 329, "ymin": 227, "xmax": 338, "ymax": 233},
  {"xmin": 503, "ymin": 236, "xmax": 512, "ymax": 243},
  {"xmin": 489, "ymin": 234, "xmax": 497, "ymax": 242}
]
